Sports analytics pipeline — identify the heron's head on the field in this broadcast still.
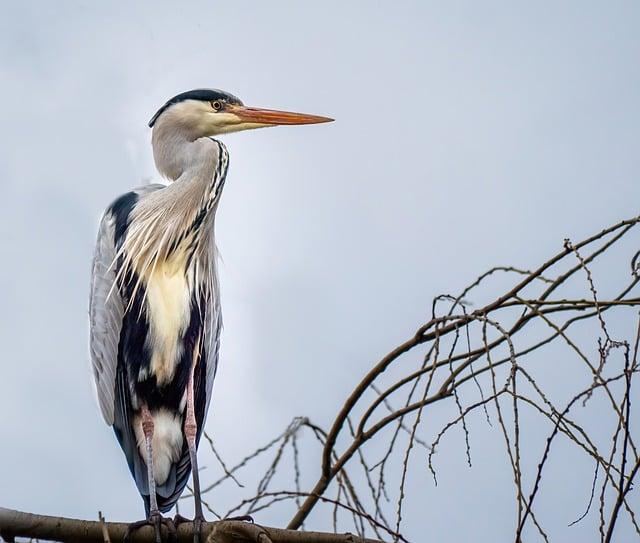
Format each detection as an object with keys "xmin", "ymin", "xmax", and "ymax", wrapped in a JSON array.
[{"xmin": 148, "ymin": 88, "xmax": 332, "ymax": 138}]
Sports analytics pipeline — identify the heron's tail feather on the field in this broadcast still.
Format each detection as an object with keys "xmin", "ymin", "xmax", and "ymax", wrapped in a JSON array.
[
  {"xmin": 114, "ymin": 365, "xmax": 187, "ymax": 515},
  {"xmin": 154, "ymin": 444, "xmax": 192, "ymax": 513}
]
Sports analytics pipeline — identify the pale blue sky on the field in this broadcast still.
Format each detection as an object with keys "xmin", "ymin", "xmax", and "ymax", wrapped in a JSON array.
[{"xmin": 1, "ymin": 2, "xmax": 639, "ymax": 541}]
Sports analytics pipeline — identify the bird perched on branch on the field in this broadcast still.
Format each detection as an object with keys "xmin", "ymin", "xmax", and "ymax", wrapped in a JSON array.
[{"xmin": 89, "ymin": 88, "xmax": 332, "ymax": 542}]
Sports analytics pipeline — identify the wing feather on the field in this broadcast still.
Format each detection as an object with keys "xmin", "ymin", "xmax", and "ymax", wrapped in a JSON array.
[
  {"xmin": 89, "ymin": 210, "xmax": 121, "ymax": 424},
  {"xmin": 89, "ymin": 184, "xmax": 164, "ymax": 425},
  {"xmin": 204, "ymin": 257, "xmax": 222, "ymax": 416}
]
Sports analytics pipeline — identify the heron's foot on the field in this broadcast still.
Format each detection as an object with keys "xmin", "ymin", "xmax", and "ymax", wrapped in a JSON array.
[
  {"xmin": 172, "ymin": 513, "xmax": 206, "ymax": 543},
  {"xmin": 172, "ymin": 513, "xmax": 252, "ymax": 543},
  {"xmin": 124, "ymin": 513, "xmax": 176, "ymax": 543},
  {"xmin": 193, "ymin": 515, "xmax": 203, "ymax": 543}
]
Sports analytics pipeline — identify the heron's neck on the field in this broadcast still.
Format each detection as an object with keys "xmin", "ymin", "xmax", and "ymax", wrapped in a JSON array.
[
  {"xmin": 152, "ymin": 124, "xmax": 220, "ymax": 182},
  {"xmin": 151, "ymin": 127, "xmax": 229, "ymax": 239}
]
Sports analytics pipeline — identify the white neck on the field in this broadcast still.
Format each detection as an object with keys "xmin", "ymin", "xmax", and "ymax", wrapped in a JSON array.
[
  {"xmin": 151, "ymin": 114, "xmax": 218, "ymax": 182},
  {"xmin": 147, "ymin": 113, "xmax": 230, "ymax": 249}
]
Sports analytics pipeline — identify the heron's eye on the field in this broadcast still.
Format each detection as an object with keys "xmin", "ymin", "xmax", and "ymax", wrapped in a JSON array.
[{"xmin": 211, "ymin": 100, "xmax": 223, "ymax": 112}]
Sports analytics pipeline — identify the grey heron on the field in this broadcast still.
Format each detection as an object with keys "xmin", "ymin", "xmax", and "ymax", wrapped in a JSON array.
[{"xmin": 89, "ymin": 88, "xmax": 332, "ymax": 542}]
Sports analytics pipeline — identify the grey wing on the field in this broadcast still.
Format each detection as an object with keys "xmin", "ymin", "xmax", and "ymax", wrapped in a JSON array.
[
  {"xmin": 204, "ymin": 245, "xmax": 223, "ymax": 417},
  {"xmin": 203, "ymin": 298, "xmax": 222, "ymax": 417},
  {"xmin": 89, "ymin": 209, "xmax": 121, "ymax": 425},
  {"xmin": 89, "ymin": 183, "xmax": 164, "ymax": 425}
]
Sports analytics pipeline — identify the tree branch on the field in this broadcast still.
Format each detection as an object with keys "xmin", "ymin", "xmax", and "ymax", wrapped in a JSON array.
[
  {"xmin": 287, "ymin": 215, "xmax": 640, "ymax": 533},
  {"xmin": 0, "ymin": 508, "xmax": 383, "ymax": 543}
]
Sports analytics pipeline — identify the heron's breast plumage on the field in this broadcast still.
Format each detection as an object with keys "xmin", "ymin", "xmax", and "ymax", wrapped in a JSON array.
[
  {"xmin": 130, "ymin": 253, "xmax": 200, "ymax": 486},
  {"xmin": 143, "ymin": 257, "xmax": 192, "ymax": 387}
]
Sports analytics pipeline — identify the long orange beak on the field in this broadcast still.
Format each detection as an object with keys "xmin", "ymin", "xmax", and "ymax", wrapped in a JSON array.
[{"xmin": 228, "ymin": 104, "xmax": 333, "ymax": 126}]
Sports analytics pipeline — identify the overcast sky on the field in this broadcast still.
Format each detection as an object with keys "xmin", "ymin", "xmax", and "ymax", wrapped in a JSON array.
[{"xmin": 1, "ymin": 2, "xmax": 639, "ymax": 542}]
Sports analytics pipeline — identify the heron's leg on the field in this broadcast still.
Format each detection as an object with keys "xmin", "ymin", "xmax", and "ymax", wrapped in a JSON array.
[
  {"xmin": 180, "ymin": 358, "xmax": 253, "ymax": 539},
  {"xmin": 185, "ymin": 362, "xmax": 204, "ymax": 543},
  {"xmin": 141, "ymin": 405, "xmax": 161, "ymax": 518},
  {"xmin": 124, "ymin": 406, "xmax": 177, "ymax": 543}
]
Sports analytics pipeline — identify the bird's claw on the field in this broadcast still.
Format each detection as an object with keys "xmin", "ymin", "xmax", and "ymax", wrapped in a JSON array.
[
  {"xmin": 173, "ymin": 513, "xmax": 205, "ymax": 543},
  {"xmin": 124, "ymin": 513, "xmax": 177, "ymax": 543},
  {"xmin": 193, "ymin": 515, "xmax": 203, "ymax": 543},
  {"xmin": 171, "ymin": 512, "xmax": 252, "ymax": 543}
]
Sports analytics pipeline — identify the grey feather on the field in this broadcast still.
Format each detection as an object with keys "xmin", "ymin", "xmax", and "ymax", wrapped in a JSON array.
[
  {"xmin": 204, "ymin": 237, "xmax": 222, "ymax": 416},
  {"xmin": 89, "ymin": 184, "xmax": 164, "ymax": 425}
]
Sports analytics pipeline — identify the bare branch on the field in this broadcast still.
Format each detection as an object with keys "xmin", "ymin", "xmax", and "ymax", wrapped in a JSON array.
[{"xmin": 0, "ymin": 508, "xmax": 383, "ymax": 543}]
